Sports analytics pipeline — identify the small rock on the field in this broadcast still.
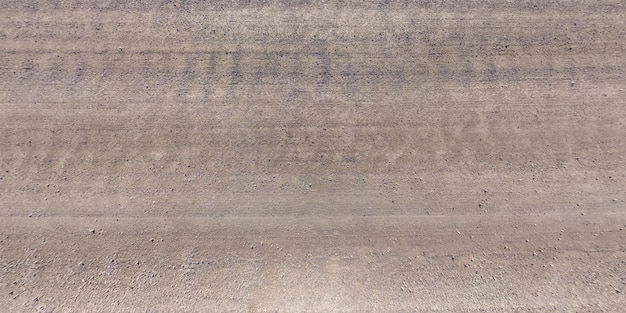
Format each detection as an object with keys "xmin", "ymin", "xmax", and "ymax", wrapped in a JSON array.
[
  {"xmin": 89, "ymin": 229, "xmax": 95, "ymax": 234},
  {"xmin": 150, "ymin": 238, "xmax": 155, "ymax": 242}
]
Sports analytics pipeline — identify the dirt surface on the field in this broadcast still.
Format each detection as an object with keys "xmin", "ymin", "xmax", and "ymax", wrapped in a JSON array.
[{"xmin": 1, "ymin": 1, "xmax": 625, "ymax": 312}]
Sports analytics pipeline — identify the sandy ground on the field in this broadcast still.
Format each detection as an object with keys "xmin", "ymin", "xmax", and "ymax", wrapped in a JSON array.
[{"xmin": 1, "ymin": 1, "xmax": 625, "ymax": 312}]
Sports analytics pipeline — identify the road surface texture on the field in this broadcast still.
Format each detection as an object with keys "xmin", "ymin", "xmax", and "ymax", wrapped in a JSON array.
[{"xmin": 1, "ymin": 1, "xmax": 625, "ymax": 312}]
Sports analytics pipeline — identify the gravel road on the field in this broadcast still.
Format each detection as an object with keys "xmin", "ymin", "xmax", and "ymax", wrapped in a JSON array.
[{"xmin": 1, "ymin": 1, "xmax": 625, "ymax": 312}]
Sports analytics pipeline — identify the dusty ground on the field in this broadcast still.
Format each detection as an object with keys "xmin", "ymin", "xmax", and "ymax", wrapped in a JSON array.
[{"xmin": 1, "ymin": 1, "xmax": 625, "ymax": 312}]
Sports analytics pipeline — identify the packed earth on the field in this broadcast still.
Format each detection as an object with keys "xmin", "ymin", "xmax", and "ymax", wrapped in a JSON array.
[{"xmin": 1, "ymin": 1, "xmax": 625, "ymax": 312}]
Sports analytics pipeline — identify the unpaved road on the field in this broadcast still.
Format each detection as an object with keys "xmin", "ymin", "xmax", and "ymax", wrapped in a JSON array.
[{"xmin": 1, "ymin": 1, "xmax": 625, "ymax": 312}]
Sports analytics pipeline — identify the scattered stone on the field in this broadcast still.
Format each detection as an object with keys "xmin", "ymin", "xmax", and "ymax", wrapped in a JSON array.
[
  {"xmin": 150, "ymin": 238, "xmax": 155, "ymax": 242},
  {"xmin": 89, "ymin": 229, "xmax": 95, "ymax": 234}
]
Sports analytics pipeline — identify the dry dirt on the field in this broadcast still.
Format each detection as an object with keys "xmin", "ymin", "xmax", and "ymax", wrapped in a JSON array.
[{"xmin": 1, "ymin": 1, "xmax": 625, "ymax": 312}]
